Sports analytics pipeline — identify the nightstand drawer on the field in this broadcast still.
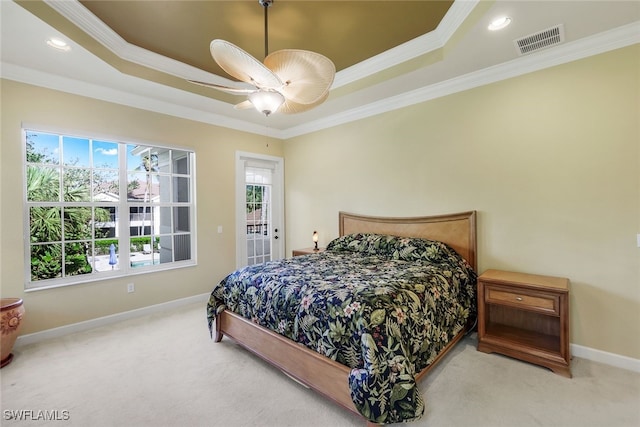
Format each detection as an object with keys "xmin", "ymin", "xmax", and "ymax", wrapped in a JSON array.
[{"xmin": 486, "ymin": 285, "xmax": 559, "ymax": 315}]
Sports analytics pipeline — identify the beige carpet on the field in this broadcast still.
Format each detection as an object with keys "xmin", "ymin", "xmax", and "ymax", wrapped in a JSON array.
[{"xmin": 1, "ymin": 301, "xmax": 639, "ymax": 427}]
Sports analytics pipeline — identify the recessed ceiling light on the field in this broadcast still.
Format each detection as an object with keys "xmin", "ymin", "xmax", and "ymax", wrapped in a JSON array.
[
  {"xmin": 488, "ymin": 16, "xmax": 512, "ymax": 31},
  {"xmin": 46, "ymin": 37, "xmax": 71, "ymax": 51}
]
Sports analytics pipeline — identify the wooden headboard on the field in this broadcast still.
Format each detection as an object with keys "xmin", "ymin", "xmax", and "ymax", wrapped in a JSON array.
[{"xmin": 339, "ymin": 211, "xmax": 477, "ymax": 271}]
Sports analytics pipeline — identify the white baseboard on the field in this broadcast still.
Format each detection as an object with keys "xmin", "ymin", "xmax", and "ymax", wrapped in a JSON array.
[
  {"xmin": 14, "ymin": 294, "xmax": 640, "ymax": 374},
  {"xmin": 14, "ymin": 293, "xmax": 210, "ymax": 348},
  {"xmin": 571, "ymin": 343, "xmax": 640, "ymax": 373}
]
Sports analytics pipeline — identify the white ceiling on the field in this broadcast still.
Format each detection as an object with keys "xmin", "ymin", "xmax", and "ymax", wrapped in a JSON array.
[{"xmin": 2, "ymin": 1, "xmax": 639, "ymax": 139}]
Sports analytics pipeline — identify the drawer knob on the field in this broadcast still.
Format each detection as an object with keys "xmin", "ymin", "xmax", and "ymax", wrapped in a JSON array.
[{"xmin": 515, "ymin": 297, "xmax": 523, "ymax": 301}]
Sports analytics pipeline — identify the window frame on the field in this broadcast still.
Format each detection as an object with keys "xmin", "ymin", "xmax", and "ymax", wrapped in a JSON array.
[{"xmin": 22, "ymin": 126, "xmax": 197, "ymax": 291}]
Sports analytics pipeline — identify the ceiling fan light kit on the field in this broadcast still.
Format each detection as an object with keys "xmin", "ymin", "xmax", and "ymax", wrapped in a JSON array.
[
  {"xmin": 188, "ymin": 0, "xmax": 335, "ymax": 117},
  {"xmin": 249, "ymin": 90, "xmax": 285, "ymax": 116}
]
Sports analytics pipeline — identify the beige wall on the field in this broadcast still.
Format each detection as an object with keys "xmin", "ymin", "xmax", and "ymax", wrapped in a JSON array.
[
  {"xmin": 0, "ymin": 79, "xmax": 283, "ymax": 335},
  {"xmin": 2, "ymin": 44, "xmax": 638, "ymax": 360},
  {"xmin": 284, "ymin": 45, "xmax": 640, "ymax": 359}
]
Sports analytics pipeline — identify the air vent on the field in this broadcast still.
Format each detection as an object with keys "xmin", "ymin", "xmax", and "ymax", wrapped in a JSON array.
[{"xmin": 514, "ymin": 24, "xmax": 565, "ymax": 55}]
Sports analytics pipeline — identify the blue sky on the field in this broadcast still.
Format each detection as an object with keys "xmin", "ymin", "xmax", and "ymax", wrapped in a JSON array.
[{"xmin": 27, "ymin": 131, "xmax": 144, "ymax": 170}]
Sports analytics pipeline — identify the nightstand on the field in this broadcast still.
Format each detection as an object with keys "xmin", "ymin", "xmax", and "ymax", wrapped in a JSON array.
[
  {"xmin": 477, "ymin": 269, "xmax": 571, "ymax": 377},
  {"xmin": 292, "ymin": 247, "xmax": 325, "ymax": 257}
]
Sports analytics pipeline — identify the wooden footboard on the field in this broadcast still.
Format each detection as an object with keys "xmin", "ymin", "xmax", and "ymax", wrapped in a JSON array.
[
  {"xmin": 216, "ymin": 310, "xmax": 356, "ymax": 414},
  {"xmin": 216, "ymin": 309, "xmax": 474, "ymax": 425}
]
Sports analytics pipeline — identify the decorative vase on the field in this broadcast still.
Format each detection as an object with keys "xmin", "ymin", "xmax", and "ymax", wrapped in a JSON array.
[{"xmin": 1, "ymin": 298, "xmax": 25, "ymax": 368}]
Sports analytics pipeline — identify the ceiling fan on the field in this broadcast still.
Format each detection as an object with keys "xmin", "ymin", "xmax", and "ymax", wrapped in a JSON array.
[{"xmin": 188, "ymin": 0, "xmax": 335, "ymax": 116}]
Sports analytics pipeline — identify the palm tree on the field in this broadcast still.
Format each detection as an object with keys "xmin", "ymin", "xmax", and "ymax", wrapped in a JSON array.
[
  {"xmin": 26, "ymin": 134, "xmax": 114, "ymax": 280},
  {"xmin": 27, "ymin": 165, "xmax": 98, "ymax": 280},
  {"xmin": 135, "ymin": 151, "xmax": 158, "ymax": 241},
  {"xmin": 27, "ymin": 165, "xmax": 59, "ymax": 202}
]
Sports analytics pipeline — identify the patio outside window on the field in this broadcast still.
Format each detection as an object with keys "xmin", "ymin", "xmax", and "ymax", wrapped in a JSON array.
[{"xmin": 23, "ymin": 129, "xmax": 196, "ymax": 290}]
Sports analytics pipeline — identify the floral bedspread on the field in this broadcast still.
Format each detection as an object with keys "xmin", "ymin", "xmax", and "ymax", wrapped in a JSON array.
[{"xmin": 207, "ymin": 234, "xmax": 477, "ymax": 424}]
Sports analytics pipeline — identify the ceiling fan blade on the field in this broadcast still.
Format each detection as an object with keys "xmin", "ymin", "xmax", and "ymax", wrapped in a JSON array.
[
  {"xmin": 264, "ymin": 49, "xmax": 335, "ymax": 105},
  {"xmin": 234, "ymin": 100, "xmax": 254, "ymax": 110},
  {"xmin": 278, "ymin": 91, "xmax": 330, "ymax": 114},
  {"xmin": 210, "ymin": 39, "xmax": 283, "ymax": 90},
  {"xmin": 187, "ymin": 80, "xmax": 257, "ymax": 95}
]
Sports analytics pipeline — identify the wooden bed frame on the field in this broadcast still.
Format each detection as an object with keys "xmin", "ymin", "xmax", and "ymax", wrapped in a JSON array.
[{"xmin": 214, "ymin": 211, "xmax": 477, "ymax": 426}]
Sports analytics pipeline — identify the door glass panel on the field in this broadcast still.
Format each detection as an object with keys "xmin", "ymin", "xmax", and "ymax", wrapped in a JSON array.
[{"xmin": 245, "ymin": 167, "xmax": 272, "ymax": 266}]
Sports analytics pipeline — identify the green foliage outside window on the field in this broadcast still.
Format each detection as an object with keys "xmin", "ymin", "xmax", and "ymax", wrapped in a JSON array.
[
  {"xmin": 25, "ymin": 130, "xmax": 196, "ymax": 288},
  {"xmin": 26, "ymin": 135, "xmax": 110, "ymax": 281},
  {"xmin": 246, "ymin": 184, "xmax": 264, "ymax": 213}
]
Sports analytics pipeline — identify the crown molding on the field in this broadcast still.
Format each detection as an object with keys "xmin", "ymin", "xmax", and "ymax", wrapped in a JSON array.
[
  {"xmin": 0, "ymin": 62, "xmax": 278, "ymax": 137},
  {"xmin": 334, "ymin": 0, "xmax": 479, "ymax": 88},
  {"xmin": 3, "ymin": 1, "xmax": 637, "ymax": 141},
  {"xmin": 282, "ymin": 21, "xmax": 640, "ymax": 139}
]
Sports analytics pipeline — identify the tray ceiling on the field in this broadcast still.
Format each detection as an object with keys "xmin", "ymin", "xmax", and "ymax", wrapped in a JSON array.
[
  {"xmin": 2, "ymin": 1, "xmax": 639, "ymax": 137},
  {"xmin": 79, "ymin": 0, "xmax": 454, "ymax": 77}
]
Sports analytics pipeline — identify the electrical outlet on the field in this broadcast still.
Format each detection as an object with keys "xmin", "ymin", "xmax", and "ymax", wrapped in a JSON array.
[{"xmin": 127, "ymin": 283, "xmax": 135, "ymax": 293}]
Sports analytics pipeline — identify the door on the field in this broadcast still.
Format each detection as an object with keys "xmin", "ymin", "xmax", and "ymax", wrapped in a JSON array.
[{"xmin": 235, "ymin": 152, "xmax": 284, "ymax": 268}]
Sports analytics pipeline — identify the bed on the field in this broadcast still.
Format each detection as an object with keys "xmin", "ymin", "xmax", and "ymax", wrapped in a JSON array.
[{"xmin": 207, "ymin": 211, "xmax": 477, "ymax": 425}]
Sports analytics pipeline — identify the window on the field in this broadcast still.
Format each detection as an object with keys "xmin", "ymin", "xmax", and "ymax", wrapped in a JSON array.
[{"xmin": 23, "ymin": 129, "xmax": 196, "ymax": 290}]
